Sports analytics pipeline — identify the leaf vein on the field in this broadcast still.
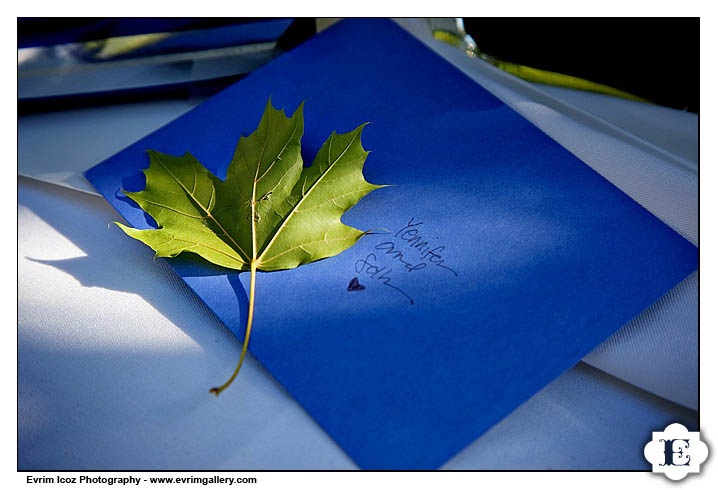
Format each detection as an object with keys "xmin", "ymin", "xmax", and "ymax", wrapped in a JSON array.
[
  {"xmin": 154, "ymin": 157, "xmax": 251, "ymax": 262},
  {"xmin": 256, "ymin": 113, "xmax": 301, "ymax": 184},
  {"xmin": 261, "ymin": 236, "xmax": 355, "ymax": 264},
  {"xmin": 137, "ymin": 198, "xmax": 207, "ymax": 219},
  {"xmin": 164, "ymin": 235, "xmax": 247, "ymax": 266},
  {"xmin": 257, "ymin": 130, "xmax": 360, "ymax": 261}
]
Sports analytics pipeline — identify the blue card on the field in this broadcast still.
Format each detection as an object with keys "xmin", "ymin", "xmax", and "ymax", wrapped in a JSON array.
[{"xmin": 85, "ymin": 19, "xmax": 697, "ymax": 469}]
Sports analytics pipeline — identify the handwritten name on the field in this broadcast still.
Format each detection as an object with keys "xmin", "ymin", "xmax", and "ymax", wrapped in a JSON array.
[
  {"xmin": 350, "ymin": 217, "xmax": 458, "ymax": 305},
  {"xmin": 355, "ymin": 253, "xmax": 414, "ymax": 305},
  {"xmin": 387, "ymin": 217, "xmax": 458, "ymax": 277}
]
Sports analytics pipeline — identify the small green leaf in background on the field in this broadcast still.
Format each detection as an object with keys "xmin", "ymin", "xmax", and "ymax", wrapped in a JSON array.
[{"xmin": 117, "ymin": 98, "xmax": 387, "ymax": 395}]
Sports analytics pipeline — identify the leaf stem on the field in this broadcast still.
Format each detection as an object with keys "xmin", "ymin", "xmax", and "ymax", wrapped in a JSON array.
[{"xmin": 209, "ymin": 259, "xmax": 258, "ymax": 396}]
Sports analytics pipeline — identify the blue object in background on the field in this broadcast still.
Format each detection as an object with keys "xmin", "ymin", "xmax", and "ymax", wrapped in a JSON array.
[
  {"xmin": 17, "ymin": 18, "xmax": 289, "ymax": 49},
  {"xmin": 79, "ymin": 19, "xmax": 294, "ymax": 60},
  {"xmin": 86, "ymin": 19, "xmax": 698, "ymax": 469},
  {"xmin": 18, "ymin": 19, "xmax": 297, "ymax": 105}
]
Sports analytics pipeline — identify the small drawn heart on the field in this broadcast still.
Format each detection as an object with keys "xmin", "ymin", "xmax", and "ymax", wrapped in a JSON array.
[{"xmin": 347, "ymin": 277, "xmax": 366, "ymax": 291}]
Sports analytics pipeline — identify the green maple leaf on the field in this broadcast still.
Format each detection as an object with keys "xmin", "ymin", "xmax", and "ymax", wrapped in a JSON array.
[{"xmin": 117, "ymin": 98, "xmax": 386, "ymax": 395}]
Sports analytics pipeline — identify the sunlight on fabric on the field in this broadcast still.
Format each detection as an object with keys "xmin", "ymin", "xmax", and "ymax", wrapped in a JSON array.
[{"xmin": 18, "ymin": 189, "xmax": 232, "ymax": 355}]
